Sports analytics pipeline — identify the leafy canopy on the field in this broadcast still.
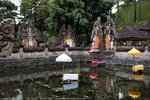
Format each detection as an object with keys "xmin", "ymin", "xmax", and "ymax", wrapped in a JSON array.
[
  {"xmin": 47, "ymin": 0, "xmax": 114, "ymax": 45},
  {"xmin": 0, "ymin": 0, "xmax": 17, "ymax": 21},
  {"xmin": 20, "ymin": 0, "xmax": 114, "ymax": 45}
]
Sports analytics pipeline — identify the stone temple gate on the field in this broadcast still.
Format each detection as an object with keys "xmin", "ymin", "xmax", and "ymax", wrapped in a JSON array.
[{"xmin": 0, "ymin": 18, "xmax": 14, "ymax": 57}]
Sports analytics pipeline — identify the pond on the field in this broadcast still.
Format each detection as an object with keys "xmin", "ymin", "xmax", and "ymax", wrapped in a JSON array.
[{"xmin": 0, "ymin": 62, "xmax": 149, "ymax": 100}]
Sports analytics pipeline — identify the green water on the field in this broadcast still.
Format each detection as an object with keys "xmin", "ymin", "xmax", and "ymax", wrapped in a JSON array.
[{"xmin": 0, "ymin": 63, "xmax": 149, "ymax": 100}]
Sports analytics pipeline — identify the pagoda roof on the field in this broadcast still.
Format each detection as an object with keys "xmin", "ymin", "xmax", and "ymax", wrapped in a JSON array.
[
  {"xmin": 138, "ymin": 22, "xmax": 150, "ymax": 31},
  {"xmin": 115, "ymin": 26, "xmax": 150, "ymax": 40}
]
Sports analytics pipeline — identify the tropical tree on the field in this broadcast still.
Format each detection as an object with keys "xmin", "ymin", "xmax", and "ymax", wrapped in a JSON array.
[
  {"xmin": 20, "ymin": 0, "xmax": 36, "ymax": 22},
  {"xmin": 20, "ymin": 0, "xmax": 49, "ymax": 33},
  {"xmin": 34, "ymin": 0, "xmax": 49, "ymax": 32},
  {"xmin": 47, "ymin": 0, "xmax": 114, "ymax": 45},
  {"xmin": 0, "ymin": 0, "xmax": 17, "ymax": 21}
]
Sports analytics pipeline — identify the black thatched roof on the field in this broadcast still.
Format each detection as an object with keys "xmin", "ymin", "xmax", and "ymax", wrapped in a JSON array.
[{"xmin": 115, "ymin": 26, "xmax": 150, "ymax": 40}]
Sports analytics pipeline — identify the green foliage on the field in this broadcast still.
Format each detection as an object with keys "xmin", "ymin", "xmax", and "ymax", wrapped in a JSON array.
[
  {"xmin": 20, "ymin": 0, "xmax": 35, "ymax": 18},
  {"xmin": 115, "ymin": 1, "xmax": 150, "ymax": 29},
  {"xmin": 48, "ymin": 36, "xmax": 57, "ymax": 43},
  {"xmin": 20, "ymin": 0, "xmax": 114, "ymax": 45},
  {"xmin": 0, "ymin": 0, "xmax": 17, "ymax": 21},
  {"xmin": 20, "ymin": 0, "xmax": 49, "ymax": 35},
  {"xmin": 76, "ymin": 33, "xmax": 90, "ymax": 46},
  {"xmin": 34, "ymin": 0, "xmax": 49, "ymax": 32},
  {"xmin": 47, "ymin": 0, "xmax": 114, "ymax": 45},
  {"xmin": 41, "ymin": 31, "xmax": 56, "ymax": 43}
]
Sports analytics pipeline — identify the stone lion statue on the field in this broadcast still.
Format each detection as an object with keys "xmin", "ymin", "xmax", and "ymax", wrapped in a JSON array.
[{"xmin": 0, "ymin": 18, "xmax": 14, "ymax": 57}]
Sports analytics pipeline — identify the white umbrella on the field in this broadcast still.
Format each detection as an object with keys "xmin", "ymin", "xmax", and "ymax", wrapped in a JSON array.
[
  {"xmin": 56, "ymin": 53, "xmax": 72, "ymax": 62},
  {"xmin": 56, "ymin": 53, "xmax": 77, "ymax": 83},
  {"xmin": 56, "ymin": 53, "xmax": 72, "ymax": 74}
]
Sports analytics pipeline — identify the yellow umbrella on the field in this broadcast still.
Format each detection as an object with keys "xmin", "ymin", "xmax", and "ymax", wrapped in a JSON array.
[
  {"xmin": 128, "ymin": 48, "xmax": 141, "ymax": 58},
  {"xmin": 128, "ymin": 90, "xmax": 141, "ymax": 99}
]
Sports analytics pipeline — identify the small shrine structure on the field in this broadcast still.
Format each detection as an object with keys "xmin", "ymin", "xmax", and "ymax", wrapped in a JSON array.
[
  {"xmin": 18, "ymin": 22, "xmax": 48, "ymax": 48},
  {"xmin": 57, "ymin": 24, "xmax": 75, "ymax": 47}
]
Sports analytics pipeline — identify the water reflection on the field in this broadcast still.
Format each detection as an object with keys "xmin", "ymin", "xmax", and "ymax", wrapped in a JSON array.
[
  {"xmin": 0, "ymin": 63, "xmax": 149, "ymax": 100},
  {"xmin": 132, "ymin": 74, "xmax": 144, "ymax": 81},
  {"xmin": 128, "ymin": 90, "xmax": 141, "ymax": 99},
  {"xmin": 88, "ymin": 73, "xmax": 97, "ymax": 79},
  {"xmin": 63, "ymin": 82, "xmax": 78, "ymax": 90},
  {"xmin": 15, "ymin": 89, "xmax": 23, "ymax": 100}
]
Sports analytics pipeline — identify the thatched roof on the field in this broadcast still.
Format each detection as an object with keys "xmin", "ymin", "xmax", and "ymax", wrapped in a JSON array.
[
  {"xmin": 138, "ymin": 22, "xmax": 150, "ymax": 31},
  {"xmin": 115, "ymin": 26, "xmax": 150, "ymax": 40}
]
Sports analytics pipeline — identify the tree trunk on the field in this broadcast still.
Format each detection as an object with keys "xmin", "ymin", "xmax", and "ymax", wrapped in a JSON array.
[
  {"xmin": 139, "ymin": 0, "xmax": 141, "ymax": 21},
  {"xmin": 133, "ymin": 0, "xmax": 137, "ymax": 22}
]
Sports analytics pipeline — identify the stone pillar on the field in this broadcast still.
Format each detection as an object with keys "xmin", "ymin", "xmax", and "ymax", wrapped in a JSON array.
[
  {"xmin": 45, "ymin": 48, "xmax": 49, "ymax": 58},
  {"xmin": 19, "ymin": 48, "xmax": 23, "ymax": 58},
  {"xmin": 65, "ymin": 47, "xmax": 68, "ymax": 54},
  {"xmin": 114, "ymin": 41, "xmax": 117, "ymax": 51},
  {"xmin": 145, "ymin": 46, "xmax": 148, "ymax": 53}
]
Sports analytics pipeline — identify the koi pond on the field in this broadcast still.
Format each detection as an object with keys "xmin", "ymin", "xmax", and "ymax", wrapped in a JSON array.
[{"xmin": 0, "ymin": 62, "xmax": 149, "ymax": 100}]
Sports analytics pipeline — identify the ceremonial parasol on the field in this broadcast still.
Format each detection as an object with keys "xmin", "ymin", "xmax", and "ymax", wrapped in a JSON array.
[
  {"xmin": 128, "ymin": 48, "xmax": 141, "ymax": 58},
  {"xmin": 55, "ymin": 53, "xmax": 72, "ymax": 80},
  {"xmin": 56, "ymin": 53, "xmax": 78, "ymax": 82}
]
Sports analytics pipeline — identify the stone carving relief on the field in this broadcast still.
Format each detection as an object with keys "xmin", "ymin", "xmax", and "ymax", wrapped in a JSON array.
[
  {"xmin": 18, "ymin": 22, "xmax": 38, "ymax": 48},
  {"xmin": 0, "ymin": 18, "xmax": 14, "ymax": 57}
]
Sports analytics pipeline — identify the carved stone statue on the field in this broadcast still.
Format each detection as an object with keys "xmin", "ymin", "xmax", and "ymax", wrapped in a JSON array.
[
  {"xmin": 0, "ymin": 18, "xmax": 14, "ymax": 57},
  {"xmin": 105, "ymin": 15, "xmax": 115, "ymax": 50},
  {"xmin": 90, "ymin": 17, "xmax": 102, "ymax": 49}
]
